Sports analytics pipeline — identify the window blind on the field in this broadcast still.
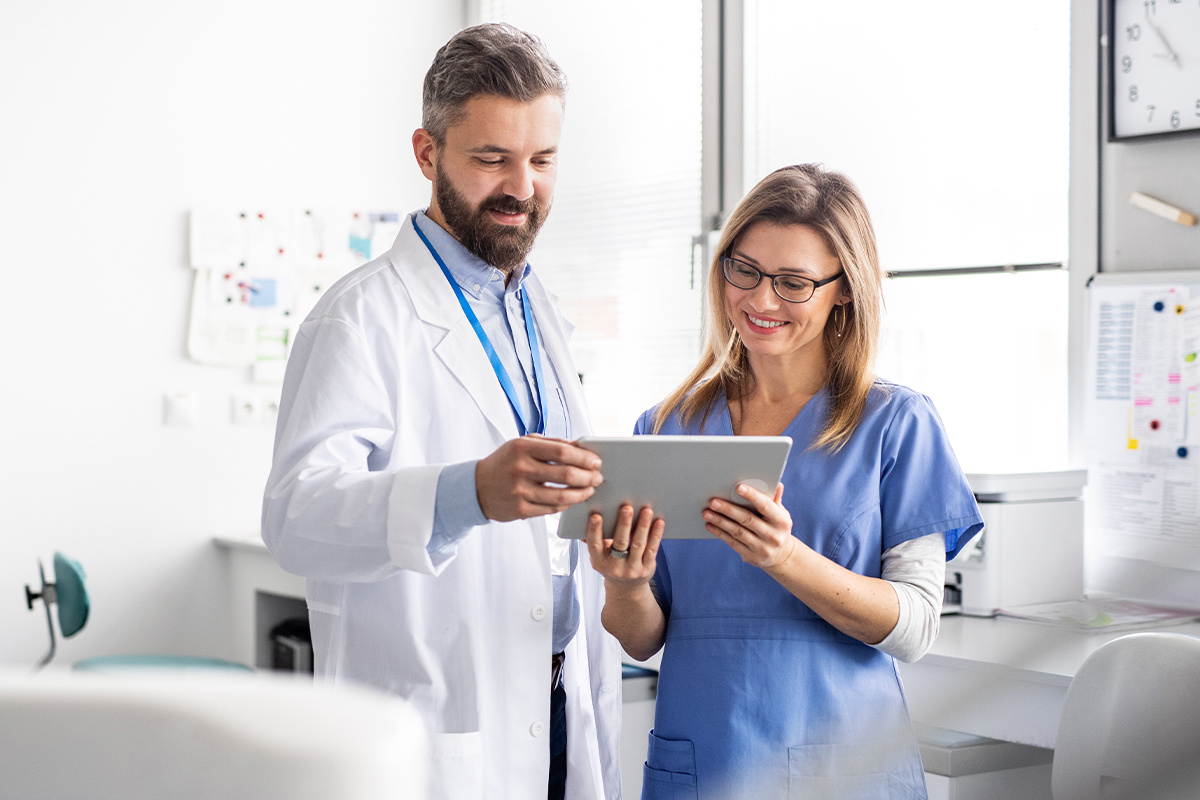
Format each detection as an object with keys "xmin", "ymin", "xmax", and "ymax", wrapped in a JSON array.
[{"xmin": 479, "ymin": 1, "xmax": 705, "ymax": 434}]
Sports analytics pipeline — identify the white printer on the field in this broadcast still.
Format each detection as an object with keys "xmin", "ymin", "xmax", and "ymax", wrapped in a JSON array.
[{"xmin": 945, "ymin": 470, "xmax": 1088, "ymax": 617}]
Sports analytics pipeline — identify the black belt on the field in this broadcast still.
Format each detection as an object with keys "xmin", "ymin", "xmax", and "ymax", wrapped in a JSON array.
[{"xmin": 551, "ymin": 651, "xmax": 565, "ymax": 691}]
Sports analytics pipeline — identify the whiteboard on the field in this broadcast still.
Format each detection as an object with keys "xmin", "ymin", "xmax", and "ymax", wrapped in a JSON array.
[{"xmin": 1085, "ymin": 271, "xmax": 1200, "ymax": 610}]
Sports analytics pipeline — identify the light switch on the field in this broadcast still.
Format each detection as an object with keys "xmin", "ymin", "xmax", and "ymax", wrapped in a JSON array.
[{"xmin": 164, "ymin": 392, "xmax": 199, "ymax": 427}]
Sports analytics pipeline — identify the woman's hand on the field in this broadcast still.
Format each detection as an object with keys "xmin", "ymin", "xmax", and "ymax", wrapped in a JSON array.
[
  {"xmin": 585, "ymin": 504, "xmax": 664, "ymax": 587},
  {"xmin": 704, "ymin": 483, "xmax": 797, "ymax": 570},
  {"xmin": 707, "ymin": 482, "xmax": 903, "ymax": 646},
  {"xmin": 586, "ymin": 504, "xmax": 668, "ymax": 662}
]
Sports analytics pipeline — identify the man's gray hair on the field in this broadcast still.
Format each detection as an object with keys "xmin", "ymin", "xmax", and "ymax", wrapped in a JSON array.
[{"xmin": 422, "ymin": 23, "xmax": 567, "ymax": 143}]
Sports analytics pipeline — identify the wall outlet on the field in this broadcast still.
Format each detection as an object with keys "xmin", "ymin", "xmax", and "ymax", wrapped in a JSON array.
[
  {"xmin": 231, "ymin": 390, "xmax": 281, "ymax": 425},
  {"xmin": 231, "ymin": 392, "xmax": 261, "ymax": 424}
]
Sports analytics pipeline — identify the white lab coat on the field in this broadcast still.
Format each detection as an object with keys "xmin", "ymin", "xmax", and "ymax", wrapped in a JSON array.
[{"xmin": 262, "ymin": 214, "xmax": 623, "ymax": 800}]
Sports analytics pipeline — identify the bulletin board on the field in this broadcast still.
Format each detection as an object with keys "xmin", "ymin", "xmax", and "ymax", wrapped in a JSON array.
[
  {"xmin": 187, "ymin": 208, "xmax": 401, "ymax": 381},
  {"xmin": 1085, "ymin": 270, "xmax": 1200, "ymax": 609}
]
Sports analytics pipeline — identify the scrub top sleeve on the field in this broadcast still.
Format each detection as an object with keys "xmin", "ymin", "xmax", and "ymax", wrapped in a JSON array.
[
  {"xmin": 878, "ymin": 391, "xmax": 983, "ymax": 559},
  {"xmin": 632, "ymin": 406, "xmax": 657, "ymax": 436}
]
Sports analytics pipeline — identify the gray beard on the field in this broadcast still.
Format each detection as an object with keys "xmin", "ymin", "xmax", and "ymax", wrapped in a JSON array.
[{"xmin": 434, "ymin": 165, "xmax": 549, "ymax": 273}]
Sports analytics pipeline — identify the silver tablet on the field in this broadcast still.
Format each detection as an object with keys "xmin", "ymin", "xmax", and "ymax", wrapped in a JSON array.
[{"xmin": 557, "ymin": 435, "xmax": 793, "ymax": 540}]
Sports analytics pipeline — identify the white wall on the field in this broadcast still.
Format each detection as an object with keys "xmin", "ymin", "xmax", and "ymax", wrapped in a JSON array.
[{"xmin": 0, "ymin": 0, "xmax": 463, "ymax": 667}]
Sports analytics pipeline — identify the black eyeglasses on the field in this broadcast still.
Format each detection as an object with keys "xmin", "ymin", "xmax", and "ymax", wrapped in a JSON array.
[{"xmin": 720, "ymin": 257, "xmax": 843, "ymax": 304}]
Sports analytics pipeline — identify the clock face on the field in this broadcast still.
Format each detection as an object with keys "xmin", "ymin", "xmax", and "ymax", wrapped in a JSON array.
[{"xmin": 1109, "ymin": 0, "xmax": 1200, "ymax": 140}]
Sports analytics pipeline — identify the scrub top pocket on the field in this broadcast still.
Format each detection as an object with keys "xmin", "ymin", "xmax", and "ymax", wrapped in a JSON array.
[
  {"xmin": 642, "ymin": 729, "xmax": 699, "ymax": 800},
  {"xmin": 788, "ymin": 740, "xmax": 924, "ymax": 800}
]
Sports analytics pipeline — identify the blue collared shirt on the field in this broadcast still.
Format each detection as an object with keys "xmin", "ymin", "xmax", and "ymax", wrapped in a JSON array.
[{"xmin": 418, "ymin": 210, "xmax": 580, "ymax": 654}]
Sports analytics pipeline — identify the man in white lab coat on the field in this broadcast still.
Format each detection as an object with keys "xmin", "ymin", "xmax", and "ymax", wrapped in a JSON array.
[{"xmin": 262, "ymin": 23, "xmax": 622, "ymax": 800}]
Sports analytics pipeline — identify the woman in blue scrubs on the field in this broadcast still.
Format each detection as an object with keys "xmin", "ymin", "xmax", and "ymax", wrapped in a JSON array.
[{"xmin": 586, "ymin": 164, "xmax": 983, "ymax": 799}]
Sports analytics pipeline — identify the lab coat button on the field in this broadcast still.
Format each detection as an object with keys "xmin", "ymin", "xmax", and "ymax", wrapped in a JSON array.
[
  {"xmin": 531, "ymin": 605, "xmax": 547, "ymax": 621},
  {"xmin": 530, "ymin": 721, "xmax": 545, "ymax": 737}
]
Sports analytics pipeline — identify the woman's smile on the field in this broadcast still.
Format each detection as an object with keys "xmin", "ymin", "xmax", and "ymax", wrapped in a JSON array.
[{"xmin": 745, "ymin": 312, "xmax": 789, "ymax": 331}]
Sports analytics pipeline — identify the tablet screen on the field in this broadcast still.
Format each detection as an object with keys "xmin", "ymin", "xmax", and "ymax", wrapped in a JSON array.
[{"xmin": 557, "ymin": 435, "xmax": 792, "ymax": 540}]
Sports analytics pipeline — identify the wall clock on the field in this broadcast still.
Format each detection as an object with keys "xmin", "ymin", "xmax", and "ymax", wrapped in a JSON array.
[{"xmin": 1109, "ymin": 0, "xmax": 1200, "ymax": 140}]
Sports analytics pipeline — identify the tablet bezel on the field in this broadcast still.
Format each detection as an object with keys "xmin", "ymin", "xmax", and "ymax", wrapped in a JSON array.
[{"xmin": 556, "ymin": 435, "xmax": 793, "ymax": 540}]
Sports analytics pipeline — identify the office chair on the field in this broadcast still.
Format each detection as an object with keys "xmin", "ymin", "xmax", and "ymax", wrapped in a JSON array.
[
  {"xmin": 24, "ymin": 552, "xmax": 252, "ymax": 673},
  {"xmin": 1051, "ymin": 631, "xmax": 1200, "ymax": 800}
]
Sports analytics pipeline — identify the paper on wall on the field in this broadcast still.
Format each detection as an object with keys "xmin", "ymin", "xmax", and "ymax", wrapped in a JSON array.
[
  {"xmin": 1129, "ymin": 287, "xmax": 1188, "ymax": 446},
  {"xmin": 186, "ymin": 208, "xmax": 399, "ymax": 378},
  {"xmin": 186, "ymin": 270, "xmax": 258, "ymax": 366},
  {"xmin": 1086, "ymin": 282, "xmax": 1200, "ymax": 569}
]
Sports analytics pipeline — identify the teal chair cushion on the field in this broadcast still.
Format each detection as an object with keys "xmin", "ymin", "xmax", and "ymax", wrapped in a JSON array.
[
  {"xmin": 52, "ymin": 553, "xmax": 89, "ymax": 638},
  {"xmin": 73, "ymin": 655, "xmax": 254, "ymax": 673}
]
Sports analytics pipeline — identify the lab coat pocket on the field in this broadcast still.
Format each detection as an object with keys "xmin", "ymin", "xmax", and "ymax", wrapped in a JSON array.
[
  {"xmin": 428, "ymin": 730, "xmax": 484, "ymax": 798},
  {"xmin": 787, "ymin": 741, "xmax": 923, "ymax": 800},
  {"xmin": 641, "ymin": 729, "xmax": 699, "ymax": 800}
]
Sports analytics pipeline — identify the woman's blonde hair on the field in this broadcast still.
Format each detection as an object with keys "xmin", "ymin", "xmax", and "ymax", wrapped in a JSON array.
[{"xmin": 652, "ymin": 164, "xmax": 883, "ymax": 451}]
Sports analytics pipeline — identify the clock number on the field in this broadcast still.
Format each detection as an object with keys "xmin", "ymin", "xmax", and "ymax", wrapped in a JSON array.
[
  {"xmin": 1130, "ymin": 85, "xmax": 1139, "ymax": 102},
  {"xmin": 1147, "ymin": 105, "xmax": 1156, "ymax": 122},
  {"xmin": 1121, "ymin": 55, "xmax": 1133, "ymax": 73},
  {"xmin": 1143, "ymin": 0, "xmax": 1156, "ymax": 13},
  {"xmin": 1171, "ymin": 111, "xmax": 1181, "ymax": 128},
  {"xmin": 1126, "ymin": 23, "xmax": 1142, "ymax": 40},
  {"xmin": 1195, "ymin": 99, "xmax": 1200, "ymax": 117}
]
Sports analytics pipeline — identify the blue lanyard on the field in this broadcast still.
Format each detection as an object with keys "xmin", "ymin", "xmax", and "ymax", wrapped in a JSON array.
[{"xmin": 413, "ymin": 218, "xmax": 548, "ymax": 436}]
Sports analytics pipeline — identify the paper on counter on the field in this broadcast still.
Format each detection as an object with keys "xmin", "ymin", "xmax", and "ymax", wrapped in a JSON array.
[{"xmin": 997, "ymin": 597, "xmax": 1199, "ymax": 633}]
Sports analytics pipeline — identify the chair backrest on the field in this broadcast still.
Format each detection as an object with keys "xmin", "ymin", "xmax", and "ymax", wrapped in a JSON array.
[
  {"xmin": 0, "ymin": 671, "xmax": 428, "ymax": 799},
  {"xmin": 52, "ymin": 552, "xmax": 89, "ymax": 637},
  {"xmin": 25, "ymin": 552, "xmax": 90, "ymax": 669},
  {"xmin": 1052, "ymin": 632, "xmax": 1200, "ymax": 800},
  {"xmin": 27, "ymin": 553, "xmax": 252, "ymax": 673}
]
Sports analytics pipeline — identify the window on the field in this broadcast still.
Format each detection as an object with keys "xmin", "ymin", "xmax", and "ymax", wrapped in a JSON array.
[
  {"xmin": 744, "ymin": 0, "xmax": 1071, "ymax": 470},
  {"xmin": 876, "ymin": 269, "xmax": 1069, "ymax": 472},
  {"xmin": 478, "ymin": 1, "xmax": 705, "ymax": 435},
  {"xmin": 470, "ymin": 4, "xmax": 1071, "ymax": 466}
]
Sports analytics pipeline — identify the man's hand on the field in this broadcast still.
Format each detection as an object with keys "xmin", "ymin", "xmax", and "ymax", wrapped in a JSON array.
[{"xmin": 475, "ymin": 435, "xmax": 603, "ymax": 522}]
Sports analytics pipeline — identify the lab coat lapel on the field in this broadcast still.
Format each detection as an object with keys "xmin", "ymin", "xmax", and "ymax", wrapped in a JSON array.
[
  {"xmin": 388, "ymin": 217, "xmax": 520, "ymax": 441},
  {"xmin": 435, "ymin": 323, "xmax": 522, "ymax": 440},
  {"xmin": 525, "ymin": 275, "xmax": 593, "ymax": 438}
]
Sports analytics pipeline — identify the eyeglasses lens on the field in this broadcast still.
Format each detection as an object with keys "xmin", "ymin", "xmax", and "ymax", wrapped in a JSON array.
[
  {"xmin": 721, "ymin": 258, "xmax": 815, "ymax": 303},
  {"xmin": 774, "ymin": 275, "xmax": 816, "ymax": 303},
  {"xmin": 722, "ymin": 258, "xmax": 760, "ymax": 289}
]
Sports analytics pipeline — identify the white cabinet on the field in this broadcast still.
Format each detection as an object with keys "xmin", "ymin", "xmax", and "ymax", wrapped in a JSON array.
[{"xmin": 214, "ymin": 535, "xmax": 306, "ymax": 669}]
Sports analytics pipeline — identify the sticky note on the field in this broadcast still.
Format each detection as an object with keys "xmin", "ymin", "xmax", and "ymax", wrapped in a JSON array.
[{"xmin": 249, "ymin": 278, "xmax": 277, "ymax": 308}]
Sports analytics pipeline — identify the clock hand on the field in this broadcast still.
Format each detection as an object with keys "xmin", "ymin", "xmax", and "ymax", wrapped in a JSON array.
[{"xmin": 1144, "ymin": 15, "xmax": 1182, "ymax": 67}]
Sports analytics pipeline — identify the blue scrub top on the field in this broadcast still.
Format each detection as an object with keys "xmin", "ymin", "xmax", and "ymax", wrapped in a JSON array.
[{"xmin": 633, "ymin": 381, "xmax": 983, "ymax": 800}]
